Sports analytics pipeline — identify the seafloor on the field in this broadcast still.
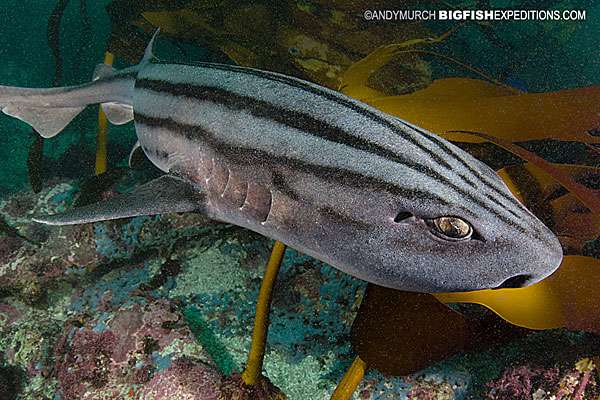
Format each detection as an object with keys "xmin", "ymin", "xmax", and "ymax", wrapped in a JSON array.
[{"xmin": 0, "ymin": 176, "xmax": 599, "ymax": 399}]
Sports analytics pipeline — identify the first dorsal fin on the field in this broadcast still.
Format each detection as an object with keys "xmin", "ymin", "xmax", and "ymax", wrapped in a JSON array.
[
  {"xmin": 34, "ymin": 174, "xmax": 205, "ymax": 226},
  {"xmin": 142, "ymin": 29, "xmax": 160, "ymax": 64}
]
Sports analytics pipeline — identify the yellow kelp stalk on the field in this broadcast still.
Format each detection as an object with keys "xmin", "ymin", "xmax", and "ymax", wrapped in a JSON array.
[
  {"xmin": 242, "ymin": 240, "xmax": 286, "ymax": 385},
  {"xmin": 95, "ymin": 51, "xmax": 114, "ymax": 175},
  {"xmin": 331, "ymin": 356, "xmax": 367, "ymax": 400}
]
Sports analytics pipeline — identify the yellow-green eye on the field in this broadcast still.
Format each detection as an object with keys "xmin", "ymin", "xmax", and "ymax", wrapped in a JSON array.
[{"xmin": 432, "ymin": 216, "xmax": 473, "ymax": 240}]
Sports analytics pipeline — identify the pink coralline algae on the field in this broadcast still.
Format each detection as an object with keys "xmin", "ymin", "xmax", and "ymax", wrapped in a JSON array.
[
  {"xmin": 54, "ymin": 329, "xmax": 118, "ymax": 400},
  {"xmin": 53, "ymin": 299, "xmax": 219, "ymax": 400},
  {"xmin": 137, "ymin": 357, "xmax": 222, "ymax": 400},
  {"xmin": 485, "ymin": 360, "xmax": 599, "ymax": 400},
  {"xmin": 50, "ymin": 295, "xmax": 290, "ymax": 400},
  {"xmin": 486, "ymin": 365, "xmax": 543, "ymax": 399}
]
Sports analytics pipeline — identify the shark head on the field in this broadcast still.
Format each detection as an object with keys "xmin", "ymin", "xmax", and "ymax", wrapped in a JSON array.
[
  {"xmin": 307, "ymin": 141, "xmax": 563, "ymax": 294},
  {"xmin": 367, "ymin": 192, "xmax": 564, "ymax": 293}
]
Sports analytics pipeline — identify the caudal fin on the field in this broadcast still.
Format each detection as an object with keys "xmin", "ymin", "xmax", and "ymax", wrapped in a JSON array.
[
  {"xmin": 0, "ymin": 29, "xmax": 160, "ymax": 138},
  {"xmin": 0, "ymin": 70, "xmax": 133, "ymax": 137},
  {"xmin": 1, "ymin": 101, "xmax": 84, "ymax": 138},
  {"xmin": 0, "ymin": 74, "xmax": 129, "ymax": 138}
]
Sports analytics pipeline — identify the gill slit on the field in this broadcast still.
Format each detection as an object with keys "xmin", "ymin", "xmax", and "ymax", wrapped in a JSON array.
[
  {"xmin": 261, "ymin": 190, "xmax": 273, "ymax": 225},
  {"xmin": 240, "ymin": 182, "xmax": 250, "ymax": 210},
  {"xmin": 220, "ymin": 167, "xmax": 231, "ymax": 197}
]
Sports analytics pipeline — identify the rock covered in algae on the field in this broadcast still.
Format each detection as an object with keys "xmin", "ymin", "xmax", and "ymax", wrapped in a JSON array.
[
  {"xmin": 139, "ymin": 358, "xmax": 222, "ymax": 400},
  {"xmin": 0, "ymin": 183, "xmax": 96, "ymax": 303},
  {"xmin": 0, "ymin": 176, "xmax": 217, "ymax": 303},
  {"xmin": 53, "ymin": 299, "xmax": 225, "ymax": 400},
  {"xmin": 1, "ymin": 180, "xmax": 600, "ymax": 399},
  {"xmin": 484, "ymin": 359, "xmax": 600, "ymax": 400}
]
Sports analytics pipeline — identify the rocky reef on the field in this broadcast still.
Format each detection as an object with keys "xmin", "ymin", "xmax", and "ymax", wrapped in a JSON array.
[{"xmin": 1, "ymin": 176, "xmax": 599, "ymax": 399}]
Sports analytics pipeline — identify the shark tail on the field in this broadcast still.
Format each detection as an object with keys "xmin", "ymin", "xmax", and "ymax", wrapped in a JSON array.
[
  {"xmin": 0, "ymin": 70, "xmax": 134, "ymax": 138},
  {"xmin": 0, "ymin": 30, "xmax": 159, "ymax": 138},
  {"xmin": 1, "ymin": 89, "xmax": 86, "ymax": 138}
]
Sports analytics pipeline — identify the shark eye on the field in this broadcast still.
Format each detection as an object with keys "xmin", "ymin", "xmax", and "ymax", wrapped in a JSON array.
[{"xmin": 430, "ymin": 216, "xmax": 473, "ymax": 241}]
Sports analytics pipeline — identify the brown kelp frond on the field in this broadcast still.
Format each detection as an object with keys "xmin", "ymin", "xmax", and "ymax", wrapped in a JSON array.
[
  {"xmin": 497, "ymin": 163, "xmax": 599, "ymax": 255},
  {"xmin": 343, "ymin": 48, "xmax": 520, "ymax": 101},
  {"xmin": 393, "ymin": 49, "xmax": 521, "ymax": 94},
  {"xmin": 550, "ymin": 193, "xmax": 600, "ymax": 255},
  {"xmin": 449, "ymin": 130, "xmax": 600, "ymax": 214},
  {"xmin": 352, "ymin": 286, "xmax": 472, "ymax": 376}
]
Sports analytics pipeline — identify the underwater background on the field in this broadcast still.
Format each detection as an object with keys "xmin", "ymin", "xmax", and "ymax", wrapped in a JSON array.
[{"xmin": 0, "ymin": 1, "xmax": 599, "ymax": 399}]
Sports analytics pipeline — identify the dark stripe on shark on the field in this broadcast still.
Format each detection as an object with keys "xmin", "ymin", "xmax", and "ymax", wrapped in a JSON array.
[
  {"xmin": 160, "ymin": 62, "xmax": 527, "ymax": 220},
  {"xmin": 136, "ymin": 78, "xmax": 452, "ymax": 186},
  {"xmin": 135, "ymin": 113, "xmax": 530, "ymax": 233},
  {"xmin": 135, "ymin": 80, "xmax": 526, "ymax": 232},
  {"xmin": 134, "ymin": 113, "xmax": 456, "ymax": 210},
  {"xmin": 272, "ymin": 172, "xmax": 301, "ymax": 202},
  {"xmin": 406, "ymin": 123, "xmax": 528, "ymax": 214},
  {"xmin": 208, "ymin": 61, "xmax": 528, "ymax": 222},
  {"xmin": 143, "ymin": 64, "xmax": 458, "ymax": 172}
]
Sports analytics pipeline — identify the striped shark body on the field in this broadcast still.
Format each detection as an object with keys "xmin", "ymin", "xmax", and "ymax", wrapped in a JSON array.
[{"xmin": 0, "ymin": 33, "xmax": 563, "ymax": 292}]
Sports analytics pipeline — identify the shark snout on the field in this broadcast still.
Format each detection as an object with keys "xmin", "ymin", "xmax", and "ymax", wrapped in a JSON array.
[{"xmin": 497, "ymin": 227, "xmax": 564, "ymax": 289}]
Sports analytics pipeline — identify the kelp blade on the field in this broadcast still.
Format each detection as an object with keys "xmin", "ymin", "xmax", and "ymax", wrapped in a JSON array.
[
  {"xmin": 434, "ymin": 256, "xmax": 600, "ymax": 331},
  {"xmin": 366, "ymin": 78, "xmax": 600, "ymax": 144}
]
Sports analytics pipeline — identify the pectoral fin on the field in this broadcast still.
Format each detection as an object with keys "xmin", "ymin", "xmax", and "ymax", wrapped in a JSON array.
[{"xmin": 34, "ymin": 175, "xmax": 205, "ymax": 226}]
